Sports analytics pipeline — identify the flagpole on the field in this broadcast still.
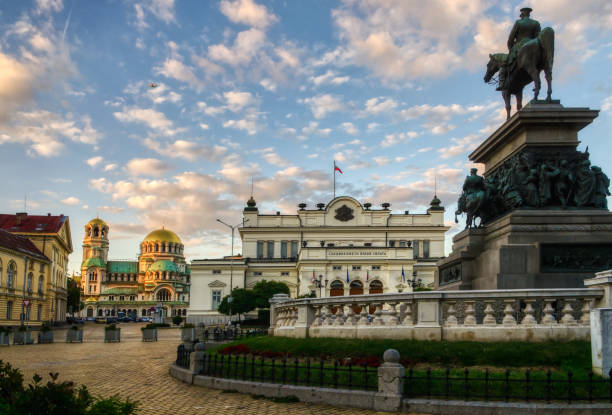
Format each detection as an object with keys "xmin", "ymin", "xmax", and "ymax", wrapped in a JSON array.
[{"xmin": 333, "ymin": 160, "xmax": 336, "ymax": 199}]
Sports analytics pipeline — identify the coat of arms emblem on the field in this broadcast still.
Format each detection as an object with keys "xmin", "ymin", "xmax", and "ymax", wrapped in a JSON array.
[{"xmin": 334, "ymin": 205, "xmax": 354, "ymax": 222}]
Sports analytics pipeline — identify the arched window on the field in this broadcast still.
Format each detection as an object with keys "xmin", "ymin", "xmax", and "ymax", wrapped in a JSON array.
[
  {"xmin": 369, "ymin": 280, "xmax": 383, "ymax": 294},
  {"xmin": 330, "ymin": 280, "xmax": 344, "ymax": 296},
  {"xmin": 7, "ymin": 262, "xmax": 16, "ymax": 288},
  {"xmin": 26, "ymin": 272, "xmax": 33, "ymax": 292},
  {"xmin": 349, "ymin": 280, "xmax": 364, "ymax": 295},
  {"xmin": 156, "ymin": 289, "xmax": 171, "ymax": 302},
  {"xmin": 87, "ymin": 226, "xmax": 92, "ymax": 237},
  {"xmin": 38, "ymin": 275, "xmax": 44, "ymax": 293},
  {"xmin": 155, "ymin": 244, "xmax": 159, "ymax": 252},
  {"xmin": 93, "ymin": 226, "xmax": 99, "ymax": 237}
]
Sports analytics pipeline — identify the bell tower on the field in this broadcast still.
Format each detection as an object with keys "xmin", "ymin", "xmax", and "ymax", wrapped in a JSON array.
[{"xmin": 81, "ymin": 218, "xmax": 109, "ymax": 298}]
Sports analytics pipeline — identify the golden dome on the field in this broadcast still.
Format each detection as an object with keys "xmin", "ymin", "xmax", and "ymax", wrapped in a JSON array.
[
  {"xmin": 143, "ymin": 227, "xmax": 182, "ymax": 244},
  {"xmin": 87, "ymin": 218, "xmax": 107, "ymax": 227}
]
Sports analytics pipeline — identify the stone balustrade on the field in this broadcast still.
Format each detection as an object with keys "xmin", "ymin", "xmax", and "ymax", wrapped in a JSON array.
[{"xmin": 270, "ymin": 287, "xmax": 605, "ymax": 342}]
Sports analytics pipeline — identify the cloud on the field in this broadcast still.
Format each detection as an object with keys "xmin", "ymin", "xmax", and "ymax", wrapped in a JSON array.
[
  {"xmin": 224, "ymin": 91, "xmax": 255, "ymax": 111},
  {"xmin": 113, "ymin": 106, "xmax": 180, "ymax": 136},
  {"xmin": 35, "ymin": 0, "xmax": 63, "ymax": 14},
  {"xmin": 301, "ymin": 94, "xmax": 344, "ymax": 119},
  {"xmin": 299, "ymin": 121, "xmax": 331, "ymax": 139},
  {"xmin": 208, "ymin": 28, "xmax": 266, "ymax": 66},
  {"xmin": 0, "ymin": 111, "xmax": 101, "ymax": 157},
  {"xmin": 144, "ymin": 138, "xmax": 228, "ymax": 161},
  {"xmin": 309, "ymin": 70, "xmax": 350, "ymax": 86},
  {"xmin": 134, "ymin": 0, "xmax": 176, "ymax": 29},
  {"xmin": 380, "ymin": 131, "xmax": 418, "ymax": 148},
  {"xmin": 155, "ymin": 57, "xmax": 203, "ymax": 89},
  {"xmin": 341, "ymin": 122, "xmax": 359, "ymax": 136},
  {"xmin": 61, "ymin": 196, "xmax": 80, "ymax": 206},
  {"xmin": 220, "ymin": 0, "xmax": 278, "ymax": 29},
  {"xmin": 223, "ymin": 112, "xmax": 261, "ymax": 135},
  {"xmin": 260, "ymin": 79, "xmax": 277, "ymax": 91},
  {"xmin": 104, "ymin": 163, "xmax": 118, "ymax": 171},
  {"xmin": 87, "ymin": 156, "xmax": 103, "ymax": 167},
  {"xmin": 257, "ymin": 148, "xmax": 290, "ymax": 167},
  {"xmin": 125, "ymin": 158, "xmax": 172, "ymax": 177},
  {"xmin": 437, "ymin": 134, "xmax": 481, "ymax": 159},
  {"xmin": 362, "ymin": 97, "xmax": 398, "ymax": 115}
]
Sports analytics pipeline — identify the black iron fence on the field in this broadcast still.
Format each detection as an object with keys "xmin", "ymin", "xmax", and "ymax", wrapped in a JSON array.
[
  {"xmin": 200, "ymin": 354, "xmax": 377, "ymax": 391},
  {"xmin": 175, "ymin": 344, "xmax": 190, "ymax": 369},
  {"xmin": 200, "ymin": 327, "xmax": 267, "ymax": 342},
  {"xmin": 404, "ymin": 367, "xmax": 612, "ymax": 403}
]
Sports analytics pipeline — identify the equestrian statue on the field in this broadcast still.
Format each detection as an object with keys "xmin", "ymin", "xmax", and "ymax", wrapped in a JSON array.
[{"xmin": 483, "ymin": 7, "xmax": 555, "ymax": 119}]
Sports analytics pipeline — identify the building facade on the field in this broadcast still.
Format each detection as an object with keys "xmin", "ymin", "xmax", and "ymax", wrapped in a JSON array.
[
  {"xmin": 188, "ymin": 195, "xmax": 448, "ymax": 323},
  {"xmin": 80, "ymin": 218, "xmax": 190, "ymax": 319}
]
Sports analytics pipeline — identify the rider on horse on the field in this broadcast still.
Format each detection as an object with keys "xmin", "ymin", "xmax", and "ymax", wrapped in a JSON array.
[{"xmin": 497, "ymin": 7, "xmax": 541, "ymax": 91}]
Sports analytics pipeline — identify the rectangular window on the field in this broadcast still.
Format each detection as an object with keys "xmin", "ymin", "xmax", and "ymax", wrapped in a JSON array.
[
  {"xmin": 130, "ymin": 296, "xmax": 135, "ymax": 301},
  {"xmin": 281, "ymin": 272, "xmax": 289, "ymax": 276},
  {"xmin": 399, "ymin": 240, "xmax": 407, "ymax": 247},
  {"xmin": 37, "ymin": 305, "xmax": 42, "ymax": 321},
  {"xmin": 290, "ymin": 241, "xmax": 298, "ymax": 257},
  {"xmin": 413, "ymin": 240, "xmax": 420, "ymax": 258},
  {"xmin": 109, "ymin": 296, "xmax": 114, "ymax": 301},
  {"xmin": 39, "ymin": 263, "xmax": 44, "ymax": 272},
  {"xmin": 423, "ymin": 240, "xmax": 430, "ymax": 258},
  {"xmin": 372, "ymin": 265, "xmax": 381, "ymax": 270},
  {"xmin": 364, "ymin": 242, "xmax": 372, "ymax": 247},
  {"xmin": 212, "ymin": 290, "xmax": 222, "ymax": 310},
  {"xmin": 266, "ymin": 241, "xmax": 274, "ymax": 259},
  {"xmin": 281, "ymin": 241, "xmax": 288, "ymax": 259},
  {"xmin": 119, "ymin": 296, "xmax": 124, "ymax": 301},
  {"xmin": 389, "ymin": 240, "xmax": 396, "ymax": 247},
  {"xmin": 212, "ymin": 270, "xmax": 221, "ymax": 274},
  {"xmin": 256, "ymin": 241, "xmax": 264, "ymax": 259},
  {"xmin": 352, "ymin": 265, "xmax": 361, "ymax": 270},
  {"xmin": 6, "ymin": 301, "xmax": 12, "ymax": 320},
  {"xmin": 332, "ymin": 265, "xmax": 342, "ymax": 270},
  {"xmin": 253, "ymin": 271, "xmax": 262, "ymax": 276}
]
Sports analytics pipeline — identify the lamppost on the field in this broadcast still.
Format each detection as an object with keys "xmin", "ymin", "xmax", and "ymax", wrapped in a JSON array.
[
  {"xmin": 409, "ymin": 271, "xmax": 423, "ymax": 290},
  {"xmin": 313, "ymin": 274, "xmax": 328, "ymax": 298},
  {"xmin": 216, "ymin": 218, "xmax": 248, "ymax": 325}
]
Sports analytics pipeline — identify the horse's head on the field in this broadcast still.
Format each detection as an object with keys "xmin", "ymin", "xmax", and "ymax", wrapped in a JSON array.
[{"xmin": 484, "ymin": 53, "xmax": 501, "ymax": 83}]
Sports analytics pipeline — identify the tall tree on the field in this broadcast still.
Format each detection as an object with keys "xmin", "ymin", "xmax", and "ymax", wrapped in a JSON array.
[
  {"xmin": 252, "ymin": 280, "xmax": 290, "ymax": 309},
  {"xmin": 66, "ymin": 278, "xmax": 82, "ymax": 317},
  {"xmin": 217, "ymin": 289, "xmax": 257, "ymax": 322}
]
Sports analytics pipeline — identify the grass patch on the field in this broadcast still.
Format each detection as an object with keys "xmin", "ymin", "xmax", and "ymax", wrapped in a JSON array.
[{"xmin": 208, "ymin": 336, "xmax": 591, "ymax": 372}]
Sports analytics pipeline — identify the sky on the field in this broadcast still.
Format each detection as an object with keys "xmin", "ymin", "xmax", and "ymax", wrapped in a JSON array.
[{"xmin": 1, "ymin": 0, "xmax": 611, "ymax": 275}]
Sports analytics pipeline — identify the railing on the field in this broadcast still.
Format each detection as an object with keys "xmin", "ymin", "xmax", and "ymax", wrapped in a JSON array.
[
  {"xmin": 198, "ymin": 327, "xmax": 267, "ymax": 342},
  {"xmin": 200, "ymin": 354, "xmax": 376, "ymax": 391},
  {"xmin": 270, "ymin": 288, "xmax": 605, "ymax": 341},
  {"xmin": 404, "ymin": 367, "xmax": 612, "ymax": 403},
  {"xmin": 175, "ymin": 344, "xmax": 190, "ymax": 368}
]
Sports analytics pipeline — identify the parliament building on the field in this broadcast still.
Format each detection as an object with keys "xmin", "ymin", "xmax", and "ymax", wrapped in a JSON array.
[
  {"xmin": 80, "ymin": 218, "xmax": 190, "ymax": 319},
  {"xmin": 188, "ymin": 195, "xmax": 449, "ymax": 324}
]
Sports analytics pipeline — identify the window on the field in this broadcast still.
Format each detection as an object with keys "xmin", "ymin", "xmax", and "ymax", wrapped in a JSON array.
[
  {"xmin": 93, "ymin": 285, "xmax": 96, "ymax": 292},
  {"xmin": 423, "ymin": 240, "xmax": 430, "ymax": 258},
  {"xmin": 38, "ymin": 276, "xmax": 43, "ymax": 294},
  {"xmin": 266, "ymin": 241, "xmax": 274, "ymax": 259},
  {"xmin": 109, "ymin": 296, "xmax": 114, "ymax": 301},
  {"xmin": 332, "ymin": 265, "xmax": 342, "ymax": 270},
  {"xmin": 352, "ymin": 265, "xmax": 361, "ymax": 270},
  {"xmin": 156, "ymin": 289, "xmax": 171, "ymax": 301},
  {"xmin": 372, "ymin": 265, "xmax": 381, "ymax": 271},
  {"xmin": 281, "ymin": 241, "xmax": 288, "ymax": 258},
  {"xmin": 212, "ymin": 290, "xmax": 222, "ymax": 310},
  {"xmin": 129, "ymin": 296, "xmax": 135, "ymax": 301},
  {"xmin": 6, "ymin": 301, "xmax": 12, "ymax": 320},
  {"xmin": 399, "ymin": 240, "xmax": 407, "ymax": 247},
  {"xmin": 290, "ymin": 241, "xmax": 298, "ymax": 257},
  {"xmin": 119, "ymin": 296, "xmax": 124, "ymax": 301},
  {"xmin": 413, "ymin": 240, "xmax": 420, "ymax": 258},
  {"xmin": 37, "ymin": 305, "xmax": 42, "ymax": 321},
  {"xmin": 7, "ymin": 262, "xmax": 16, "ymax": 288},
  {"xmin": 281, "ymin": 272, "xmax": 289, "ymax": 276},
  {"xmin": 389, "ymin": 240, "xmax": 396, "ymax": 247},
  {"xmin": 29, "ymin": 261, "xmax": 34, "ymax": 270},
  {"xmin": 39, "ymin": 263, "xmax": 44, "ymax": 272},
  {"xmin": 27, "ymin": 273, "xmax": 33, "ymax": 293},
  {"xmin": 256, "ymin": 241, "xmax": 264, "ymax": 259},
  {"xmin": 253, "ymin": 271, "xmax": 262, "ymax": 276},
  {"xmin": 364, "ymin": 242, "xmax": 372, "ymax": 247},
  {"xmin": 212, "ymin": 270, "xmax": 221, "ymax": 274}
]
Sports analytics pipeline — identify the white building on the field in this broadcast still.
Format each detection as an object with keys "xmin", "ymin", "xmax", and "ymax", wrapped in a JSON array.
[{"xmin": 188, "ymin": 195, "xmax": 449, "ymax": 324}]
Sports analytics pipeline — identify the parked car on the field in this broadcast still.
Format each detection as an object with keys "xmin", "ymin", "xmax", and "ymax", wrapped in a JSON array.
[
  {"xmin": 118, "ymin": 316, "xmax": 132, "ymax": 323},
  {"xmin": 85, "ymin": 317, "xmax": 95, "ymax": 322},
  {"xmin": 94, "ymin": 317, "xmax": 106, "ymax": 324},
  {"xmin": 66, "ymin": 317, "xmax": 83, "ymax": 325},
  {"xmin": 106, "ymin": 317, "xmax": 118, "ymax": 324}
]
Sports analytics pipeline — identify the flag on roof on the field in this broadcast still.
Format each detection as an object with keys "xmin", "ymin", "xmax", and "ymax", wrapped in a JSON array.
[
  {"xmin": 334, "ymin": 162, "xmax": 343, "ymax": 174},
  {"xmin": 346, "ymin": 268, "xmax": 350, "ymax": 283}
]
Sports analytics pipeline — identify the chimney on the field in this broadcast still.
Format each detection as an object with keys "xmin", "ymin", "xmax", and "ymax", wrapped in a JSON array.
[{"xmin": 15, "ymin": 212, "xmax": 27, "ymax": 225}]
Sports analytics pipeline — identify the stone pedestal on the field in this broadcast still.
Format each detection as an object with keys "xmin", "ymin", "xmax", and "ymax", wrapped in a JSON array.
[
  {"xmin": 437, "ymin": 102, "xmax": 612, "ymax": 290},
  {"xmin": 590, "ymin": 308, "xmax": 612, "ymax": 378}
]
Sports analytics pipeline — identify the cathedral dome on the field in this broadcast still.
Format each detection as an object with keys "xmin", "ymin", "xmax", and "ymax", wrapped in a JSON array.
[
  {"xmin": 143, "ymin": 227, "xmax": 182, "ymax": 244},
  {"xmin": 88, "ymin": 218, "xmax": 108, "ymax": 227}
]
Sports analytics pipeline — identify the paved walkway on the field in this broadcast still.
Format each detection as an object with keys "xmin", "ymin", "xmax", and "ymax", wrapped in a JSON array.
[{"xmin": 0, "ymin": 323, "xmax": 400, "ymax": 415}]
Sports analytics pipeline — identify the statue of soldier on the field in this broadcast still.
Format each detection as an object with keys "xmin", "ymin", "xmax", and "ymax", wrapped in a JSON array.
[
  {"xmin": 592, "ymin": 166, "xmax": 611, "ymax": 208},
  {"xmin": 497, "ymin": 7, "xmax": 541, "ymax": 91},
  {"xmin": 574, "ymin": 159, "xmax": 596, "ymax": 207},
  {"xmin": 538, "ymin": 163, "xmax": 560, "ymax": 206},
  {"xmin": 456, "ymin": 168, "xmax": 487, "ymax": 228},
  {"xmin": 554, "ymin": 160, "xmax": 573, "ymax": 207}
]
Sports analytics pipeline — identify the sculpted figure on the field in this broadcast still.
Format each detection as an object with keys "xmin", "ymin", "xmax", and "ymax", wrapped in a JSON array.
[
  {"xmin": 455, "ymin": 168, "xmax": 487, "ymax": 228},
  {"xmin": 574, "ymin": 159, "xmax": 596, "ymax": 207},
  {"xmin": 554, "ymin": 160, "xmax": 573, "ymax": 207},
  {"xmin": 483, "ymin": 8, "xmax": 555, "ymax": 119},
  {"xmin": 523, "ymin": 168, "xmax": 539, "ymax": 207},
  {"xmin": 538, "ymin": 163, "xmax": 560, "ymax": 206},
  {"xmin": 592, "ymin": 166, "xmax": 611, "ymax": 208}
]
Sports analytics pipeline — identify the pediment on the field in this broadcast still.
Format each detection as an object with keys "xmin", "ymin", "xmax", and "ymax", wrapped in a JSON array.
[{"xmin": 208, "ymin": 280, "xmax": 227, "ymax": 288}]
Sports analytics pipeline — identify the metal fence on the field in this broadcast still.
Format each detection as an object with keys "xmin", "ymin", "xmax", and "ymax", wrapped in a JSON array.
[
  {"xmin": 199, "ymin": 327, "xmax": 267, "ymax": 342},
  {"xmin": 175, "ymin": 344, "xmax": 190, "ymax": 369},
  {"xmin": 200, "ymin": 354, "xmax": 377, "ymax": 391},
  {"xmin": 403, "ymin": 367, "xmax": 612, "ymax": 403}
]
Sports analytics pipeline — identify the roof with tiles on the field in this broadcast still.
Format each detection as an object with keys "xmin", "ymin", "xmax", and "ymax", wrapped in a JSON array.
[
  {"xmin": 0, "ymin": 229, "xmax": 49, "ymax": 262},
  {"xmin": 0, "ymin": 213, "xmax": 67, "ymax": 234}
]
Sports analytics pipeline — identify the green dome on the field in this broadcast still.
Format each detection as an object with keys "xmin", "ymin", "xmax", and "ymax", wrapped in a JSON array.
[
  {"xmin": 82, "ymin": 257, "xmax": 105, "ymax": 268},
  {"xmin": 149, "ymin": 260, "xmax": 178, "ymax": 273},
  {"xmin": 143, "ymin": 228, "xmax": 182, "ymax": 244}
]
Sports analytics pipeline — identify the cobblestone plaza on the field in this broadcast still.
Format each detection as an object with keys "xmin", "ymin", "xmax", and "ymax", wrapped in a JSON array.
[{"xmin": 0, "ymin": 323, "xmax": 399, "ymax": 415}]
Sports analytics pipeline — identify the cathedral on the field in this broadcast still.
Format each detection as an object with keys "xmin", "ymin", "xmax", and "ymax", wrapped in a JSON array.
[{"xmin": 80, "ymin": 218, "xmax": 190, "ymax": 319}]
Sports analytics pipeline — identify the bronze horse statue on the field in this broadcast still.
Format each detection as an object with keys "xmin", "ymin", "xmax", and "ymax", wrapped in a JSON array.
[{"xmin": 484, "ymin": 27, "xmax": 554, "ymax": 119}]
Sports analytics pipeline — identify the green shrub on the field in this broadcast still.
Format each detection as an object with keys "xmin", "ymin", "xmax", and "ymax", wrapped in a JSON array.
[
  {"xmin": 17, "ymin": 326, "xmax": 28, "ymax": 332},
  {"xmin": 70, "ymin": 325, "xmax": 81, "ymax": 331},
  {"xmin": 182, "ymin": 323, "xmax": 195, "ymax": 329},
  {"xmin": 141, "ymin": 323, "xmax": 168, "ymax": 330},
  {"xmin": 0, "ymin": 360, "xmax": 138, "ymax": 414},
  {"xmin": 104, "ymin": 324, "xmax": 118, "ymax": 331},
  {"xmin": 40, "ymin": 323, "xmax": 52, "ymax": 332},
  {"xmin": 0, "ymin": 326, "xmax": 11, "ymax": 334},
  {"xmin": 172, "ymin": 315, "xmax": 183, "ymax": 326}
]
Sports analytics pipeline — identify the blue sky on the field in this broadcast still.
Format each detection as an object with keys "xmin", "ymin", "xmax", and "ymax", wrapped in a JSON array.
[{"xmin": 1, "ymin": 0, "xmax": 611, "ymax": 274}]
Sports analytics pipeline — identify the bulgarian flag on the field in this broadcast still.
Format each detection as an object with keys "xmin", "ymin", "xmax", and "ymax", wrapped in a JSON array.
[
  {"xmin": 366, "ymin": 269, "xmax": 369, "ymax": 281},
  {"xmin": 334, "ymin": 162, "xmax": 343, "ymax": 174}
]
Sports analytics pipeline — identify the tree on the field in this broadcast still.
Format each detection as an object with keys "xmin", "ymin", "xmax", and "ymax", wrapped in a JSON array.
[
  {"xmin": 217, "ymin": 289, "xmax": 257, "ymax": 322},
  {"xmin": 67, "ymin": 278, "xmax": 82, "ymax": 317},
  {"xmin": 252, "ymin": 280, "xmax": 290, "ymax": 309}
]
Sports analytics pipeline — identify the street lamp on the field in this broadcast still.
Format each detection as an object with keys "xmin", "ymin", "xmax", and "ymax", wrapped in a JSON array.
[
  {"xmin": 216, "ymin": 218, "xmax": 248, "ymax": 325},
  {"xmin": 409, "ymin": 271, "xmax": 423, "ymax": 290},
  {"xmin": 313, "ymin": 274, "xmax": 328, "ymax": 298}
]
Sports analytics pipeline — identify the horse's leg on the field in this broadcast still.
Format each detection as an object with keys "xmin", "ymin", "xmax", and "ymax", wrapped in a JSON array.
[
  {"xmin": 529, "ymin": 67, "xmax": 540, "ymax": 101},
  {"xmin": 503, "ymin": 91, "xmax": 511, "ymax": 119},
  {"xmin": 516, "ymin": 89, "xmax": 523, "ymax": 110},
  {"xmin": 545, "ymin": 68, "xmax": 552, "ymax": 101}
]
